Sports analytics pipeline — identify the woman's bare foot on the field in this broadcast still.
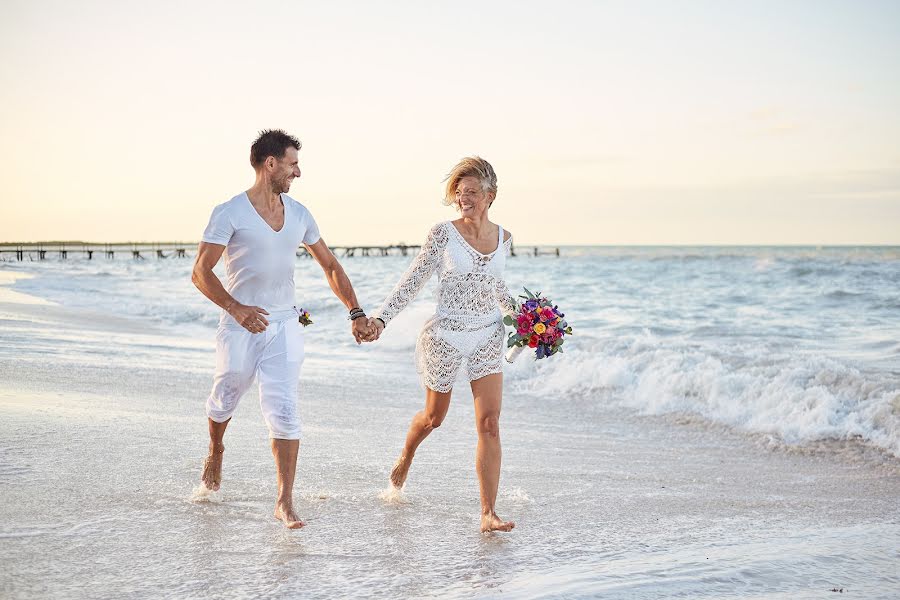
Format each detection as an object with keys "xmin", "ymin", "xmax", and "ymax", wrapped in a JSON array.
[
  {"xmin": 481, "ymin": 511, "xmax": 515, "ymax": 533},
  {"xmin": 390, "ymin": 454, "xmax": 412, "ymax": 488},
  {"xmin": 274, "ymin": 502, "xmax": 305, "ymax": 529},
  {"xmin": 201, "ymin": 445, "xmax": 224, "ymax": 491}
]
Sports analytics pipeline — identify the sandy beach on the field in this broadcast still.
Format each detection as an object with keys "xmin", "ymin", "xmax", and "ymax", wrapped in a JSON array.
[{"xmin": 1, "ymin": 263, "xmax": 898, "ymax": 599}]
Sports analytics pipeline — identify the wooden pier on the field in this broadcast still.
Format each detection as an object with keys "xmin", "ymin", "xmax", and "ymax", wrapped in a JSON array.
[
  {"xmin": 0, "ymin": 242, "xmax": 423, "ymax": 261},
  {"xmin": 0, "ymin": 242, "xmax": 193, "ymax": 261},
  {"xmin": 0, "ymin": 241, "xmax": 559, "ymax": 261}
]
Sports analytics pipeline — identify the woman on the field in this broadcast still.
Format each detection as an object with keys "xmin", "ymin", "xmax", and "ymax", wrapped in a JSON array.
[{"xmin": 371, "ymin": 156, "xmax": 518, "ymax": 533}]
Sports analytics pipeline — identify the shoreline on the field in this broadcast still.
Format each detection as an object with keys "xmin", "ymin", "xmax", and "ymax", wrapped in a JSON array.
[{"xmin": 0, "ymin": 270, "xmax": 54, "ymax": 306}]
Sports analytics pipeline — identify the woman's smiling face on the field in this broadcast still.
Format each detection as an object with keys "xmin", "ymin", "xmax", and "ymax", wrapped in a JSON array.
[{"xmin": 455, "ymin": 176, "xmax": 493, "ymax": 216}]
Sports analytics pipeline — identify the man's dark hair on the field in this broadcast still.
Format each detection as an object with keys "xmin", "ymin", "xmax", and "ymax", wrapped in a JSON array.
[{"xmin": 250, "ymin": 129, "xmax": 301, "ymax": 169}]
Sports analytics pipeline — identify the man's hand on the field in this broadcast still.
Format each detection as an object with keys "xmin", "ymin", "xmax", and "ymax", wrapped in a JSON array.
[
  {"xmin": 351, "ymin": 316, "xmax": 369, "ymax": 344},
  {"xmin": 228, "ymin": 303, "xmax": 270, "ymax": 334}
]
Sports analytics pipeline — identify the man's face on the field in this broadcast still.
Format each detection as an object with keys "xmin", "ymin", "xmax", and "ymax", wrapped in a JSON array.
[{"xmin": 274, "ymin": 147, "xmax": 301, "ymax": 193}]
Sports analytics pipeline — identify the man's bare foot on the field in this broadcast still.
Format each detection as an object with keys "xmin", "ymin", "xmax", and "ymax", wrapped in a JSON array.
[
  {"xmin": 481, "ymin": 512, "xmax": 515, "ymax": 533},
  {"xmin": 274, "ymin": 502, "xmax": 305, "ymax": 529},
  {"xmin": 390, "ymin": 454, "xmax": 412, "ymax": 489},
  {"xmin": 201, "ymin": 445, "xmax": 224, "ymax": 491}
]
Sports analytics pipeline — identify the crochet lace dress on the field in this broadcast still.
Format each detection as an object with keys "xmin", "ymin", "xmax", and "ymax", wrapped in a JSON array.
[{"xmin": 375, "ymin": 221, "xmax": 518, "ymax": 392}]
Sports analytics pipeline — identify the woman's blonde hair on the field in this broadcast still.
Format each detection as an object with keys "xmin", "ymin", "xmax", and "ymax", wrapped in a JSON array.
[{"xmin": 442, "ymin": 156, "xmax": 498, "ymax": 207}]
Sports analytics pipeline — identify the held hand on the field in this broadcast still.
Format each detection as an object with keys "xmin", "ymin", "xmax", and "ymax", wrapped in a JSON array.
[
  {"xmin": 351, "ymin": 316, "xmax": 372, "ymax": 344},
  {"xmin": 368, "ymin": 317, "xmax": 384, "ymax": 341},
  {"xmin": 228, "ymin": 303, "xmax": 270, "ymax": 334}
]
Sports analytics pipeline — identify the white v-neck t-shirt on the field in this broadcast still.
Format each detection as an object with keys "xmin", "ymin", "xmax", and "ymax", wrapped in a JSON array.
[{"xmin": 202, "ymin": 192, "xmax": 321, "ymax": 326}]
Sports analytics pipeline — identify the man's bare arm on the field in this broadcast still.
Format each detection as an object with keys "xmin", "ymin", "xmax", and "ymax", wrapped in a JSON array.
[
  {"xmin": 191, "ymin": 242, "xmax": 270, "ymax": 333},
  {"xmin": 305, "ymin": 238, "xmax": 373, "ymax": 343}
]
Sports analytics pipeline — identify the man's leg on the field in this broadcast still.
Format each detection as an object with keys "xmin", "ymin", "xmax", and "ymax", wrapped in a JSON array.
[
  {"xmin": 271, "ymin": 439, "xmax": 304, "ymax": 528},
  {"xmin": 390, "ymin": 387, "xmax": 452, "ymax": 488},
  {"xmin": 203, "ymin": 327, "xmax": 257, "ymax": 491},
  {"xmin": 201, "ymin": 418, "xmax": 230, "ymax": 491},
  {"xmin": 258, "ymin": 321, "xmax": 305, "ymax": 528}
]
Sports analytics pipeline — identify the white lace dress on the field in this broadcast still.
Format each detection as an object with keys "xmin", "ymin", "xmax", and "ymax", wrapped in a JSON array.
[{"xmin": 375, "ymin": 221, "xmax": 518, "ymax": 392}]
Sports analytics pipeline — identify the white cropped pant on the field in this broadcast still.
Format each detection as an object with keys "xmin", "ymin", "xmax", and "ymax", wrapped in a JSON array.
[{"xmin": 206, "ymin": 316, "xmax": 305, "ymax": 440}]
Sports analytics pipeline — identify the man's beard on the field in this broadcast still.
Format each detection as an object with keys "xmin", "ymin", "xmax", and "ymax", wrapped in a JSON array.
[{"xmin": 273, "ymin": 177, "xmax": 291, "ymax": 193}]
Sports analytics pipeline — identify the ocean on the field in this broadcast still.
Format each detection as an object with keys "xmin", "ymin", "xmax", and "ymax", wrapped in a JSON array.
[{"xmin": 1, "ymin": 245, "xmax": 898, "ymax": 598}]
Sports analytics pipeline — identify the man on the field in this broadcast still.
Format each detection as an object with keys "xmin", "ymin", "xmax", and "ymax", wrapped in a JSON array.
[{"xmin": 191, "ymin": 129, "xmax": 373, "ymax": 529}]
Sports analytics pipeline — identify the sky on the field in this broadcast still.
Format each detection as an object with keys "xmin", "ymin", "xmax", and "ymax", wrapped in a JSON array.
[{"xmin": 1, "ymin": 0, "xmax": 899, "ymax": 245}]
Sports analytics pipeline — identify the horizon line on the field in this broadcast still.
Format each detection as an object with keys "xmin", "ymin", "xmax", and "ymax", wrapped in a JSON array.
[{"xmin": 1, "ymin": 241, "xmax": 898, "ymax": 248}]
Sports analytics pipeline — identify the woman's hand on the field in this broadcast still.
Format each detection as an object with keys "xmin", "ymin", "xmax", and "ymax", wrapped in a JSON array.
[{"xmin": 368, "ymin": 317, "xmax": 385, "ymax": 341}]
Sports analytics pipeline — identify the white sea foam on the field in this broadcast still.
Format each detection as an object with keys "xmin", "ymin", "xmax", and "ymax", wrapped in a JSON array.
[
  {"xmin": 190, "ymin": 484, "xmax": 222, "ymax": 503},
  {"xmin": 510, "ymin": 337, "xmax": 900, "ymax": 458},
  {"xmin": 378, "ymin": 485, "xmax": 410, "ymax": 504},
  {"xmin": 500, "ymin": 487, "xmax": 534, "ymax": 504}
]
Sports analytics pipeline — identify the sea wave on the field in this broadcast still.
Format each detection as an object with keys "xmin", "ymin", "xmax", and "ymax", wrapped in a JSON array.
[{"xmin": 507, "ymin": 333, "xmax": 900, "ymax": 458}]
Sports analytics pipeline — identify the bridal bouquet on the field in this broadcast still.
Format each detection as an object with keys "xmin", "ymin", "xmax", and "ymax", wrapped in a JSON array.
[
  {"xmin": 503, "ymin": 288, "xmax": 572, "ymax": 362},
  {"xmin": 297, "ymin": 308, "xmax": 313, "ymax": 327}
]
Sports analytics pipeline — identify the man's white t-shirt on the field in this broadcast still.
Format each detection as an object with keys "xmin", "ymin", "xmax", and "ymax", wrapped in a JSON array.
[{"xmin": 202, "ymin": 192, "xmax": 320, "ymax": 326}]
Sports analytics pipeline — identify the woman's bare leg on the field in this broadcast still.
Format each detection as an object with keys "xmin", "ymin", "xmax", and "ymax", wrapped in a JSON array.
[
  {"xmin": 471, "ymin": 373, "xmax": 514, "ymax": 532},
  {"xmin": 390, "ymin": 387, "xmax": 452, "ymax": 488}
]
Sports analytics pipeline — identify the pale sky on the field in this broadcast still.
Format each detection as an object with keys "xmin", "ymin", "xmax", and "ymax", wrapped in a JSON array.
[{"xmin": 1, "ymin": 0, "xmax": 899, "ymax": 245}]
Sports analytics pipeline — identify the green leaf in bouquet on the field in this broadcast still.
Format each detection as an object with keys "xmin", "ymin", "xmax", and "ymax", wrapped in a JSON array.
[{"xmin": 503, "ymin": 315, "xmax": 514, "ymax": 326}]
